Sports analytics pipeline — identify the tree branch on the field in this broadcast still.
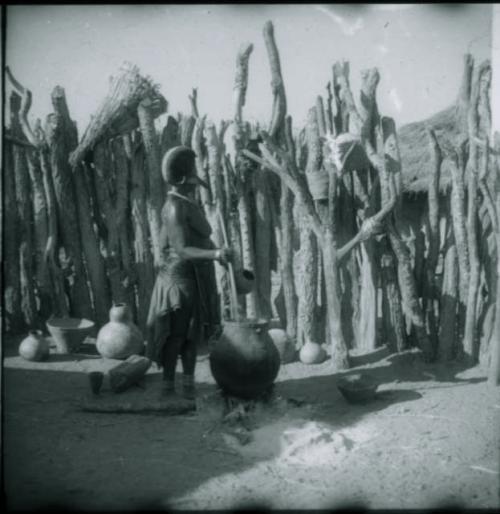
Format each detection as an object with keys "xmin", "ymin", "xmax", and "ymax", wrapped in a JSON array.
[{"xmin": 243, "ymin": 147, "xmax": 323, "ymax": 241}]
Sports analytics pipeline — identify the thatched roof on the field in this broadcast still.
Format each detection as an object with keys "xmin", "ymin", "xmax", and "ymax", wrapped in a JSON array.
[
  {"xmin": 398, "ymin": 104, "xmax": 463, "ymax": 194},
  {"xmin": 69, "ymin": 62, "xmax": 167, "ymax": 167}
]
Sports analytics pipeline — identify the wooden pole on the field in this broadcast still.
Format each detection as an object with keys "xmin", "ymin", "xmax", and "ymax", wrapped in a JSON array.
[
  {"xmin": 39, "ymin": 127, "xmax": 69, "ymax": 318},
  {"xmin": 438, "ymin": 202, "xmax": 459, "ymax": 361},
  {"xmin": 137, "ymin": 97, "xmax": 164, "ymax": 268},
  {"xmin": 3, "ymin": 140, "xmax": 24, "ymax": 331},
  {"xmin": 422, "ymin": 128, "xmax": 442, "ymax": 356},
  {"xmin": 489, "ymin": 132, "xmax": 500, "ymax": 385},
  {"xmin": 26, "ymin": 148, "xmax": 52, "ymax": 323},
  {"xmin": 10, "ymin": 93, "xmax": 38, "ymax": 327},
  {"xmin": 464, "ymin": 62, "xmax": 491, "ymax": 363},
  {"xmin": 297, "ymin": 107, "xmax": 321, "ymax": 347},
  {"xmin": 112, "ymin": 136, "xmax": 137, "ymax": 319},
  {"xmin": 282, "ymin": 116, "xmax": 298, "ymax": 341},
  {"xmin": 46, "ymin": 87, "xmax": 93, "ymax": 320},
  {"xmin": 129, "ymin": 132, "xmax": 155, "ymax": 333},
  {"xmin": 233, "ymin": 42, "xmax": 258, "ymax": 319},
  {"xmin": 92, "ymin": 141, "xmax": 131, "ymax": 306},
  {"xmin": 72, "ymin": 161, "xmax": 111, "ymax": 327}
]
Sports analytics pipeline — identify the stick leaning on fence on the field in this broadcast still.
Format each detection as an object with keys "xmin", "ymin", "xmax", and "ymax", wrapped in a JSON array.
[{"xmin": 217, "ymin": 209, "xmax": 240, "ymax": 321}]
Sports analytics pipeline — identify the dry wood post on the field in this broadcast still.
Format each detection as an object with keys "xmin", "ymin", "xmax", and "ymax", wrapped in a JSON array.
[
  {"xmin": 463, "ymin": 61, "xmax": 491, "ymax": 363},
  {"xmin": 160, "ymin": 115, "xmax": 181, "ymax": 157},
  {"xmin": 253, "ymin": 166, "xmax": 274, "ymax": 319},
  {"xmin": 332, "ymin": 62, "xmax": 350, "ymax": 136},
  {"xmin": 331, "ymin": 62, "xmax": 360, "ymax": 350},
  {"xmin": 218, "ymin": 122, "xmax": 245, "ymax": 307},
  {"xmin": 26, "ymin": 144, "xmax": 52, "ymax": 323},
  {"xmin": 489, "ymin": 133, "xmax": 500, "ymax": 385},
  {"xmin": 46, "ymin": 86, "xmax": 94, "ymax": 320},
  {"xmin": 251, "ymin": 20, "xmax": 287, "ymax": 320},
  {"xmin": 112, "ymin": 137, "xmax": 137, "ymax": 317},
  {"xmin": 281, "ymin": 116, "xmax": 298, "ymax": 341},
  {"xmin": 221, "ymin": 153, "xmax": 244, "ymax": 285},
  {"xmin": 180, "ymin": 114, "xmax": 196, "ymax": 148},
  {"xmin": 10, "ymin": 92, "xmax": 38, "ymax": 327},
  {"xmin": 192, "ymin": 115, "xmax": 212, "ymax": 208},
  {"xmin": 72, "ymin": 160, "xmax": 111, "ymax": 327},
  {"xmin": 310, "ymin": 98, "xmax": 328, "ymax": 343},
  {"xmin": 325, "ymin": 82, "xmax": 334, "ymax": 135},
  {"xmin": 263, "ymin": 21, "xmax": 286, "ymax": 141},
  {"xmin": 316, "ymin": 95, "xmax": 327, "ymax": 138},
  {"xmin": 297, "ymin": 107, "xmax": 321, "ymax": 347},
  {"xmin": 39, "ymin": 122, "xmax": 70, "ymax": 318},
  {"xmin": 457, "ymin": 54, "xmax": 474, "ymax": 134},
  {"xmin": 129, "ymin": 132, "xmax": 155, "ymax": 333},
  {"xmin": 205, "ymin": 120, "xmax": 231, "ymax": 319},
  {"xmin": 379, "ymin": 117, "xmax": 406, "ymax": 353},
  {"xmin": 189, "ymin": 87, "xmax": 199, "ymax": 118},
  {"xmin": 445, "ymin": 140, "xmax": 470, "ymax": 351},
  {"xmin": 3, "ymin": 137, "xmax": 23, "ymax": 331},
  {"xmin": 92, "ymin": 140, "xmax": 132, "ymax": 308},
  {"xmin": 438, "ymin": 201, "xmax": 459, "ymax": 361},
  {"xmin": 422, "ymin": 128, "xmax": 442, "ymax": 355},
  {"xmin": 442, "ymin": 54, "xmax": 474, "ymax": 348},
  {"xmin": 232, "ymin": 42, "xmax": 258, "ymax": 319},
  {"xmin": 138, "ymin": 98, "xmax": 164, "ymax": 269},
  {"xmin": 263, "ymin": 21, "xmax": 299, "ymax": 332},
  {"xmin": 476, "ymin": 68, "xmax": 497, "ymax": 365},
  {"xmin": 476, "ymin": 165, "xmax": 496, "ymax": 365}
]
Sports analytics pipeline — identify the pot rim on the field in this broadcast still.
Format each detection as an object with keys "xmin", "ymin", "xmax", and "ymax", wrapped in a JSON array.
[
  {"xmin": 46, "ymin": 318, "xmax": 95, "ymax": 330},
  {"xmin": 28, "ymin": 329, "xmax": 45, "ymax": 337},
  {"xmin": 223, "ymin": 318, "xmax": 269, "ymax": 329}
]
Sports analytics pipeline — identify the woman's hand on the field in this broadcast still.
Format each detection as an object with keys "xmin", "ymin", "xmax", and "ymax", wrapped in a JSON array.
[{"xmin": 215, "ymin": 247, "xmax": 233, "ymax": 266}]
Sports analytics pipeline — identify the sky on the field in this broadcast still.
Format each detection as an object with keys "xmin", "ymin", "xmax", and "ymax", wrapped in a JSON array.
[{"xmin": 5, "ymin": 4, "xmax": 494, "ymax": 138}]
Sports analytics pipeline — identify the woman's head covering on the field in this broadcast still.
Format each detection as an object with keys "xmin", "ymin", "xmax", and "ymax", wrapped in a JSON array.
[{"xmin": 161, "ymin": 145, "xmax": 209, "ymax": 188}]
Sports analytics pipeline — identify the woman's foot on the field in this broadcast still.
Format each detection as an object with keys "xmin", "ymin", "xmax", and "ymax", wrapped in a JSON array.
[
  {"xmin": 182, "ymin": 374, "xmax": 196, "ymax": 400},
  {"xmin": 160, "ymin": 380, "xmax": 177, "ymax": 399}
]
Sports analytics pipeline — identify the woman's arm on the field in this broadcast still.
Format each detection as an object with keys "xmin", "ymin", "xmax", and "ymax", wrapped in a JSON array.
[{"xmin": 163, "ymin": 199, "xmax": 222, "ymax": 262}]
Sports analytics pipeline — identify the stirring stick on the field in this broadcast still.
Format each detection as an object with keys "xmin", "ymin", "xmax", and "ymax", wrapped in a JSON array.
[{"xmin": 217, "ymin": 209, "xmax": 239, "ymax": 320}]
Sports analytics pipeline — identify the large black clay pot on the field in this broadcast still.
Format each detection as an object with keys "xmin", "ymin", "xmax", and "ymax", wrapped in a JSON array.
[{"xmin": 209, "ymin": 319, "xmax": 281, "ymax": 399}]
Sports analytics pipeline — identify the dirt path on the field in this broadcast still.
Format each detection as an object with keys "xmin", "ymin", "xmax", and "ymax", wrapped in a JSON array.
[{"xmin": 3, "ymin": 335, "xmax": 499, "ymax": 510}]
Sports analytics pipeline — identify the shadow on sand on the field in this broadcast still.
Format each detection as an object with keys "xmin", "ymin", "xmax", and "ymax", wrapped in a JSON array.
[{"xmin": 2, "ymin": 335, "xmax": 486, "ymax": 511}]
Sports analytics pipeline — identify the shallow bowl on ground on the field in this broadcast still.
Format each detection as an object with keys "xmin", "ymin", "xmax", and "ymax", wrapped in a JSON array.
[
  {"xmin": 46, "ymin": 317, "xmax": 95, "ymax": 354},
  {"xmin": 337, "ymin": 373, "xmax": 378, "ymax": 403}
]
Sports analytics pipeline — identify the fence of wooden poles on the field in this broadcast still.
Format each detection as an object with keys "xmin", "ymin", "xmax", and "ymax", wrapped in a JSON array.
[{"xmin": 4, "ymin": 21, "xmax": 500, "ymax": 377}]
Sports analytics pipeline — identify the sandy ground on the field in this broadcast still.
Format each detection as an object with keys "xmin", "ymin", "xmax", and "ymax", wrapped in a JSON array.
[{"xmin": 3, "ymin": 334, "xmax": 500, "ymax": 511}]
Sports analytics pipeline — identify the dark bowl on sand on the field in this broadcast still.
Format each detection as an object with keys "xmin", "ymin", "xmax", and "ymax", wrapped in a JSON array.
[{"xmin": 337, "ymin": 373, "xmax": 378, "ymax": 404}]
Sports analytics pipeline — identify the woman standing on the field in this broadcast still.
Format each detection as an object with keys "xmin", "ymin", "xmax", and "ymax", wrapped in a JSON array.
[{"xmin": 146, "ymin": 146, "xmax": 232, "ymax": 399}]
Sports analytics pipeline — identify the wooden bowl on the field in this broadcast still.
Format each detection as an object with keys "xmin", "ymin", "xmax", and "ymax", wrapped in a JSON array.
[
  {"xmin": 337, "ymin": 373, "xmax": 378, "ymax": 403},
  {"xmin": 46, "ymin": 317, "xmax": 95, "ymax": 354}
]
